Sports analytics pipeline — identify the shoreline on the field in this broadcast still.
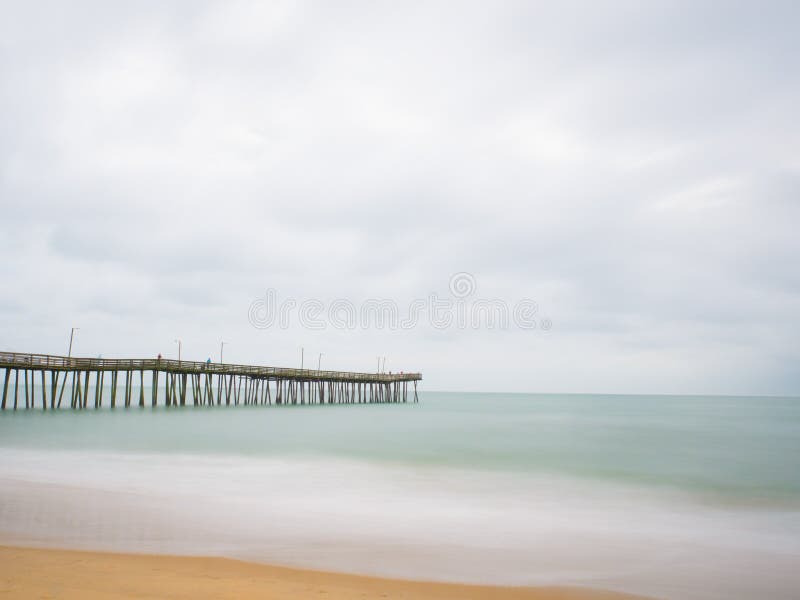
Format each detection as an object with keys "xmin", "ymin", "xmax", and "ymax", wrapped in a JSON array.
[{"xmin": 0, "ymin": 545, "xmax": 652, "ymax": 599}]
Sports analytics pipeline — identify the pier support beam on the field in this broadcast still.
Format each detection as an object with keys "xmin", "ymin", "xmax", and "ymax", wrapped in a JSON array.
[
  {"xmin": 152, "ymin": 371, "xmax": 158, "ymax": 407},
  {"xmin": 57, "ymin": 372, "xmax": 68, "ymax": 408},
  {"xmin": 1, "ymin": 368, "xmax": 9, "ymax": 410}
]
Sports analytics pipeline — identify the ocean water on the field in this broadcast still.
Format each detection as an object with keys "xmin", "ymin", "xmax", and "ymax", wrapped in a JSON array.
[{"xmin": 1, "ymin": 391, "xmax": 799, "ymax": 599}]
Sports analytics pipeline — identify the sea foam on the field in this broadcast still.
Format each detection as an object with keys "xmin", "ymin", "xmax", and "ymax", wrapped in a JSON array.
[{"xmin": 1, "ymin": 448, "xmax": 798, "ymax": 600}]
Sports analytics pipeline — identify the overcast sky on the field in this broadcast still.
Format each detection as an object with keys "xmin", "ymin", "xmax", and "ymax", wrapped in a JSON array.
[{"xmin": 1, "ymin": 1, "xmax": 798, "ymax": 395}]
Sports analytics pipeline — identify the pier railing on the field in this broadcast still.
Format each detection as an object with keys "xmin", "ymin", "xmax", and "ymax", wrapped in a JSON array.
[{"xmin": 0, "ymin": 351, "xmax": 420, "ymax": 382}]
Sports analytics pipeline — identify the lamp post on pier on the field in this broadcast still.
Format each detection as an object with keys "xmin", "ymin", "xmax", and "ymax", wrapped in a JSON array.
[
  {"xmin": 67, "ymin": 327, "xmax": 79, "ymax": 358},
  {"xmin": 174, "ymin": 339, "xmax": 182, "ymax": 361},
  {"xmin": 314, "ymin": 353, "xmax": 324, "ymax": 403}
]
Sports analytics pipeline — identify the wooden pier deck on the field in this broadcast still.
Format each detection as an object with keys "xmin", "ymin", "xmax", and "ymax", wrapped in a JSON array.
[{"xmin": 0, "ymin": 351, "xmax": 421, "ymax": 410}]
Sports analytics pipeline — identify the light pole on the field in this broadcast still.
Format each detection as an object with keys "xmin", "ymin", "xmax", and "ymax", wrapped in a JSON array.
[
  {"xmin": 220, "ymin": 341, "xmax": 227, "ymax": 363},
  {"xmin": 300, "ymin": 347, "xmax": 304, "ymax": 370},
  {"xmin": 376, "ymin": 355, "xmax": 381, "ymax": 373},
  {"xmin": 174, "ymin": 339, "xmax": 182, "ymax": 361},
  {"xmin": 382, "ymin": 356, "xmax": 387, "ymax": 373},
  {"xmin": 67, "ymin": 327, "xmax": 79, "ymax": 357},
  {"xmin": 314, "ymin": 352, "xmax": 324, "ymax": 403}
]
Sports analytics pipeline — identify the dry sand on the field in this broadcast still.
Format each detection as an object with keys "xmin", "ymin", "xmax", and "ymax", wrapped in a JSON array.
[{"xmin": 0, "ymin": 545, "xmax": 651, "ymax": 599}]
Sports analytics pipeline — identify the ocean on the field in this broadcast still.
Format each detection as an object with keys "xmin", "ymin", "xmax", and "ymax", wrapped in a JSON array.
[{"xmin": 1, "ymin": 391, "xmax": 799, "ymax": 599}]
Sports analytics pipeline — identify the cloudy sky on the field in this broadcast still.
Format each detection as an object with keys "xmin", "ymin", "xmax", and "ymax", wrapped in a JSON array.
[{"xmin": 1, "ymin": 1, "xmax": 798, "ymax": 395}]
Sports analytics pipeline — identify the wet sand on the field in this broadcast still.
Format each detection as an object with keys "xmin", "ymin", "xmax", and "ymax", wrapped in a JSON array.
[{"xmin": 0, "ymin": 545, "xmax": 651, "ymax": 600}]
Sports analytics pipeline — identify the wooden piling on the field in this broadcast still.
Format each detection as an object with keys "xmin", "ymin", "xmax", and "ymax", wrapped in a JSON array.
[
  {"xmin": 152, "ymin": 370, "xmax": 158, "ymax": 407},
  {"xmin": 110, "ymin": 371, "xmax": 117, "ymax": 408},
  {"xmin": 95, "ymin": 371, "xmax": 100, "ymax": 408},
  {"xmin": 73, "ymin": 372, "xmax": 79, "ymax": 408},
  {"xmin": 50, "ymin": 371, "xmax": 57, "ymax": 409},
  {"xmin": 1, "ymin": 368, "xmax": 9, "ymax": 410},
  {"xmin": 71, "ymin": 372, "xmax": 77, "ymax": 408},
  {"xmin": 82, "ymin": 371, "xmax": 89, "ymax": 409},
  {"xmin": 57, "ymin": 371, "xmax": 67, "ymax": 408}
]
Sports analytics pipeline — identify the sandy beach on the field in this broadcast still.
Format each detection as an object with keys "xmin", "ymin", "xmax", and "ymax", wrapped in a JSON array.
[{"xmin": 0, "ymin": 546, "xmax": 650, "ymax": 600}]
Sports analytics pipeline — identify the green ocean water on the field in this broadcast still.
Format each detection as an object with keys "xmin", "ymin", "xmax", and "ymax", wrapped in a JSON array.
[
  {"xmin": 2, "ymin": 391, "xmax": 800, "ymax": 599},
  {"xmin": 2, "ymin": 391, "xmax": 799, "ymax": 503}
]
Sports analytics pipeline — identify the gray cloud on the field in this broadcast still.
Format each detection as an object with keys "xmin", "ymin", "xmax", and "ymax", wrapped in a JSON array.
[{"xmin": 1, "ymin": 0, "xmax": 798, "ymax": 394}]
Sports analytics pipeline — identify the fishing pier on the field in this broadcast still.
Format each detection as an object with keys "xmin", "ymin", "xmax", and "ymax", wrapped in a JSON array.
[{"xmin": 0, "ymin": 351, "xmax": 421, "ymax": 410}]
